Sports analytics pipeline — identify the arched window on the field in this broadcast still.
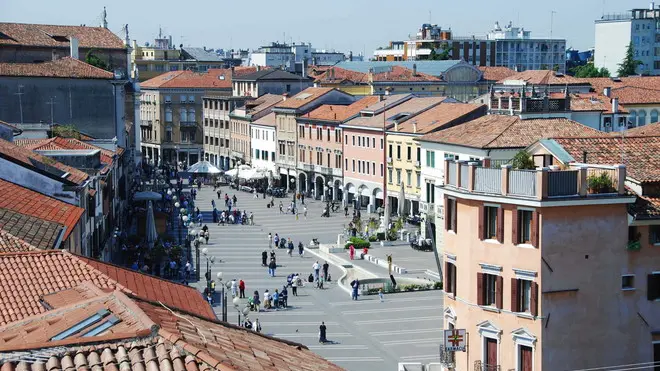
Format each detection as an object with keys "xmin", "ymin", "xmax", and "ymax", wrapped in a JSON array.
[
  {"xmin": 651, "ymin": 109, "xmax": 659, "ymax": 124},
  {"xmin": 638, "ymin": 110, "xmax": 647, "ymax": 127},
  {"xmin": 180, "ymin": 108, "xmax": 187, "ymax": 122},
  {"xmin": 628, "ymin": 110, "xmax": 637, "ymax": 127},
  {"xmin": 165, "ymin": 107, "xmax": 172, "ymax": 122}
]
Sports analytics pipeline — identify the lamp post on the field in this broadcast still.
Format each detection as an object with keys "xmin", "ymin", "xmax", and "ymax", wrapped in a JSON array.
[
  {"xmin": 216, "ymin": 272, "xmax": 228, "ymax": 322},
  {"xmin": 202, "ymin": 247, "xmax": 215, "ymax": 294}
]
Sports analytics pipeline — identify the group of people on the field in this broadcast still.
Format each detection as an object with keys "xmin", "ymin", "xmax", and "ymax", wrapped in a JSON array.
[{"xmin": 311, "ymin": 260, "xmax": 331, "ymax": 289}]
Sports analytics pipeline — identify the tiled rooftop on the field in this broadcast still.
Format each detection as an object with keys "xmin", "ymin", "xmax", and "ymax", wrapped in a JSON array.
[
  {"xmin": 0, "ymin": 179, "xmax": 84, "ymax": 241},
  {"xmin": 0, "ymin": 23, "xmax": 126, "ymax": 49},
  {"xmin": 14, "ymin": 137, "xmax": 116, "ymax": 174},
  {"xmin": 497, "ymin": 70, "xmax": 588, "ymax": 85},
  {"xmin": 615, "ymin": 122, "xmax": 660, "ymax": 136},
  {"xmin": 0, "ymin": 138, "xmax": 89, "ymax": 185},
  {"xmin": 0, "ymin": 57, "xmax": 114, "ymax": 79},
  {"xmin": 0, "ymin": 250, "xmax": 215, "ymax": 326},
  {"xmin": 0, "ymin": 209, "xmax": 63, "ymax": 250},
  {"xmin": 141, "ymin": 68, "xmax": 258, "ymax": 89},
  {"xmin": 274, "ymin": 87, "xmax": 335, "ymax": 109},
  {"xmin": 301, "ymin": 96, "xmax": 380, "ymax": 122},
  {"xmin": 478, "ymin": 66, "xmax": 517, "ymax": 81},
  {"xmin": 418, "ymin": 115, "xmax": 603, "ymax": 149},
  {"xmin": 344, "ymin": 96, "xmax": 447, "ymax": 129},
  {"xmin": 312, "ymin": 66, "xmax": 368, "ymax": 84},
  {"xmin": 569, "ymin": 93, "xmax": 628, "ymax": 114},
  {"xmin": 371, "ymin": 65, "xmax": 441, "ymax": 82},
  {"xmin": 233, "ymin": 94, "xmax": 283, "ymax": 120},
  {"xmin": 0, "ymin": 230, "xmax": 36, "ymax": 253},
  {"xmin": 253, "ymin": 112, "xmax": 276, "ymax": 127},
  {"xmin": 550, "ymin": 136, "xmax": 660, "ymax": 183},
  {"xmin": 629, "ymin": 195, "xmax": 660, "ymax": 220},
  {"xmin": 390, "ymin": 103, "xmax": 487, "ymax": 134}
]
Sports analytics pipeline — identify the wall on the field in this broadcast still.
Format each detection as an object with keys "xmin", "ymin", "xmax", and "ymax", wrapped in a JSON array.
[
  {"xmin": 0, "ymin": 46, "xmax": 127, "ymax": 70},
  {"xmin": 387, "ymin": 134, "xmax": 422, "ymax": 197},
  {"xmin": 342, "ymin": 127, "xmax": 386, "ymax": 206},
  {"xmin": 595, "ymin": 21, "xmax": 632, "ymax": 76},
  {"xmin": 571, "ymin": 112, "xmax": 603, "ymax": 131},
  {"xmin": 251, "ymin": 124, "xmax": 276, "ymax": 173},
  {"xmin": 0, "ymin": 76, "xmax": 118, "ymax": 140},
  {"xmin": 257, "ymin": 80, "xmax": 312, "ymax": 96}
]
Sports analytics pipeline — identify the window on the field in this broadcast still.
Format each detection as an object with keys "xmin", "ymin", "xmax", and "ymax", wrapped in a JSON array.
[
  {"xmin": 352, "ymin": 136, "xmax": 356, "ymax": 146},
  {"xmin": 622, "ymin": 275, "xmax": 635, "ymax": 290},
  {"xmin": 388, "ymin": 144, "xmax": 393, "ymax": 158},
  {"xmin": 358, "ymin": 136, "xmax": 362, "ymax": 147},
  {"xmin": 407, "ymin": 146, "xmax": 412, "ymax": 161},
  {"xmin": 648, "ymin": 273, "xmax": 660, "ymax": 300},
  {"xmin": 204, "ymin": 136, "xmax": 208, "ymax": 144},
  {"xmin": 426, "ymin": 150, "xmax": 435, "ymax": 167},
  {"xmin": 317, "ymin": 128, "xmax": 322, "ymax": 140},
  {"xmin": 416, "ymin": 147, "xmax": 421, "ymax": 162},
  {"xmin": 372, "ymin": 138, "xmax": 376, "ymax": 148},
  {"xmin": 345, "ymin": 134, "xmax": 348, "ymax": 144},
  {"xmin": 388, "ymin": 168, "xmax": 393, "ymax": 183},
  {"xmin": 215, "ymin": 138, "xmax": 218, "ymax": 146},
  {"xmin": 345, "ymin": 158, "xmax": 348, "ymax": 170},
  {"xmin": 441, "ymin": 197, "xmax": 459, "ymax": 236},
  {"xmin": 445, "ymin": 262, "xmax": 457, "ymax": 295},
  {"xmin": 225, "ymin": 139, "xmax": 229, "ymax": 147},
  {"xmin": 380, "ymin": 138, "xmax": 384, "ymax": 149},
  {"xmin": 255, "ymin": 149, "xmax": 260, "ymax": 158},
  {"xmin": 165, "ymin": 108, "xmax": 172, "ymax": 122},
  {"xmin": 165, "ymin": 127, "xmax": 172, "ymax": 142},
  {"xmin": 372, "ymin": 162, "xmax": 376, "ymax": 175},
  {"xmin": 179, "ymin": 109, "xmax": 187, "ymax": 122},
  {"xmin": 179, "ymin": 95, "xmax": 186, "ymax": 102},
  {"xmin": 516, "ymin": 210, "xmax": 533, "ymax": 245},
  {"xmin": 426, "ymin": 182, "xmax": 435, "ymax": 204},
  {"xmin": 188, "ymin": 108, "xmax": 195, "ymax": 122},
  {"xmin": 352, "ymin": 160, "xmax": 356, "ymax": 172},
  {"xmin": 299, "ymin": 125, "xmax": 305, "ymax": 138},
  {"xmin": 511, "ymin": 278, "xmax": 536, "ymax": 314},
  {"xmin": 327, "ymin": 153, "xmax": 330, "ymax": 167},
  {"xmin": 335, "ymin": 154, "xmax": 342, "ymax": 168},
  {"xmin": 271, "ymin": 152, "xmax": 275, "ymax": 161},
  {"xmin": 327, "ymin": 128, "xmax": 331, "ymax": 141},
  {"xmin": 651, "ymin": 225, "xmax": 660, "ymax": 244},
  {"xmin": 652, "ymin": 110, "xmax": 659, "ymax": 124},
  {"xmin": 358, "ymin": 161, "xmax": 362, "ymax": 173},
  {"xmin": 396, "ymin": 145, "xmax": 401, "ymax": 160},
  {"xmin": 481, "ymin": 206, "xmax": 501, "ymax": 241},
  {"xmin": 396, "ymin": 169, "xmax": 401, "ymax": 185},
  {"xmin": 478, "ymin": 273, "xmax": 501, "ymax": 308},
  {"xmin": 416, "ymin": 172, "xmax": 421, "ymax": 188},
  {"xmin": 639, "ymin": 110, "xmax": 647, "ymax": 126},
  {"xmin": 380, "ymin": 163, "xmax": 384, "ymax": 176},
  {"xmin": 406, "ymin": 170, "xmax": 412, "ymax": 186}
]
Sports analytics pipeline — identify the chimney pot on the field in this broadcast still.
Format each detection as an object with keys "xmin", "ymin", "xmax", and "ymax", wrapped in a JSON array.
[
  {"xmin": 604, "ymin": 87, "xmax": 611, "ymax": 97},
  {"xmin": 612, "ymin": 97, "xmax": 619, "ymax": 114},
  {"xmin": 69, "ymin": 37, "xmax": 79, "ymax": 59}
]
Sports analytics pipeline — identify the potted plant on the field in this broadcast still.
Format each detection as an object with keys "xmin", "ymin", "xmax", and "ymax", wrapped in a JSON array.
[{"xmin": 587, "ymin": 173, "xmax": 614, "ymax": 194}]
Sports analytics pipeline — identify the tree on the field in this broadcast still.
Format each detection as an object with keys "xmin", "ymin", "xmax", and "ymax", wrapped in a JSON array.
[
  {"xmin": 570, "ymin": 63, "xmax": 610, "ymax": 78},
  {"xmin": 511, "ymin": 150, "xmax": 536, "ymax": 170},
  {"xmin": 52, "ymin": 124, "xmax": 81, "ymax": 139},
  {"xmin": 617, "ymin": 42, "xmax": 642, "ymax": 77},
  {"xmin": 428, "ymin": 44, "xmax": 451, "ymax": 61},
  {"xmin": 85, "ymin": 49, "xmax": 109, "ymax": 71}
]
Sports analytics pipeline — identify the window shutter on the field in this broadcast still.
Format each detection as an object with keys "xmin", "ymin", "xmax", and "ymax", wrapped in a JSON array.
[
  {"xmin": 511, "ymin": 278, "xmax": 519, "ymax": 312},
  {"xmin": 496, "ymin": 275, "xmax": 503, "ymax": 309},
  {"xmin": 531, "ymin": 211, "xmax": 539, "ymax": 247},
  {"xmin": 453, "ymin": 200, "xmax": 458, "ymax": 233},
  {"xmin": 648, "ymin": 274, "xmax": 657, "ymax": 301},
  {"xmin": 444, "ymin": 196, "xmax": 450, "ymax": 231},
  {"xmin": 511, "ymin": 208, "xmax": 519, "ymax": 245},
  {"xmin": 531, "ymin": 281, "xmax": 539, "ymax": 316},
  {"xmin": 477, "ymin": 273, "xmax": 484, "ymax": 305},
  {"xmin": 496, "ymin": 207, "xmax": 505, "ymax": 243},
  {"xmin": 445, "ymin": 262, "xmax": 451, "ymax": 294},
  {"xmin": 478, "ymin": 205, "xmax": 485, "ymax": 240}
]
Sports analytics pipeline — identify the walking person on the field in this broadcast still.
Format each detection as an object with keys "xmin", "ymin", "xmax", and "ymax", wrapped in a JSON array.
[
  {"xmin": 239, "ymin": 279, "xmax": 246, "ymax": 298},
  {"xmin": 292, "ymin": 274, "xmax": 299, "ymax": 296},
  {"xmin": 303, "ymin": 205, "xmax": 308, "ymax": 220},
  {"xmin": 319, "ymin": 322, "xmax": 327, "ymax": 343},
  {"xmin": 378, "ymin": 288, "xmax": 384, "ymax": 302},
  {"xmin": 350, "ymin": 278, "xmax": 360, "ymax": 300},
  {"xmin": 298, "ymin": 242, "xmax": 304, "ymax": 257},
  {"xmin": 349, "ymin": 244, "xmax": 355, "ymax": 260},
  {"xmin": 253, "ymin": 318, "xmax": 262, "ymax": 333},
  {"xmin": 262, "ymin": 250, "xmax": 268, "ymax": 267},
  {"xmin": 268, "ymin": 233, "xmax": 273, "ymax": 249},
  {"xmin": 269, "ymin": 258, "xmax": 277, "ymax": 277},
  {"xmin": 344, "ymin": 205, "xmax": 349, "ymax": 217},
  {"xmin": 217, "ymin": 190, "xmax": 221, "ymax": 200},
  {"xmin": 231, "ymin": 278, "xmax": 237, "ymax": 297},
  {"xmin": 281, "ymin": 285, "xmax": 288, "ymax": 308},
  {"xmin": 279, "ymin": 201, "xmax": 284, "ymax": 214},
  {"xmin": 301, "ymin": 193, "xmax": 305, "ymax": 205},
  {"xmin": 273, "ymin": 233, "xmax": 280, "ymax": 249},
  {"xmin": 232, "ymin": 194, "xmax": 238, "ymax": 207},
  {"xmin": 322, "ymin": 261, "xmax": 329, "ymax": 281},
  {"xmin": 312, "ymin": 261, "xmax": 320, "ymax": 281},
  {"xmin": 287, "ymin": 238, "xmax": 294, "ymax": 257}
]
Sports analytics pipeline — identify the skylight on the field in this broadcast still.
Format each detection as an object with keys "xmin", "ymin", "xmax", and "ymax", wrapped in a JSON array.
[
  {"xmin": 82, "ymin": 315, "xmax": 121, "ymax": 337},
  {"xmin": 51, "ymin": 309, "xmax": 110, "ymax": 341},
  {"xmin": 296, "ymin": 93, "xmax": 313, "ymax": 100}
]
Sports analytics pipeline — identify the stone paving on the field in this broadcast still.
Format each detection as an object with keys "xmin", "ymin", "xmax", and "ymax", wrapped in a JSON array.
[{"xmin": 189, "ymin": 184, "xmax": 445, "ymax": 371}]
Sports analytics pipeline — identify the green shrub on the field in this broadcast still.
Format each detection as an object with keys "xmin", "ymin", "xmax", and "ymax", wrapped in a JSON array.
[
  {"xmin": 376, "ymin": 232, "xmax": 386, "ymax": 241},
  {"xmin": 587, "ymin": 172, "xmax": 615, "ymax": 193},
  {"xmin": 344, "ymin": 237, "xmax": 371, "ymax": 249},
  {"xmin": 433, "ymin": 281, "xmax": 443, "ymax": 290},
  {"xmin": 368, "ymin": 235, "xmax": 378, "ymax": 242}
]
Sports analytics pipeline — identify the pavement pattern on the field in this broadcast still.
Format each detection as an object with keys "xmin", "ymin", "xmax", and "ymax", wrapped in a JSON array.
[{"xmin": 189, "ymin": 185, "xmax": 445, "ymax": 371}]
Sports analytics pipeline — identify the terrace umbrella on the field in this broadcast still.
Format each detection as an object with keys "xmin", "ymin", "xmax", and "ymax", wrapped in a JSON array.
[
  {"xmin": 146, "ymin": 200, "xmax": 158, "ymax": 249},
  {"xmin": 398, "ymin": 181, "xmax": 406, "ymax": 217},
  {"xmin": 187, "ymin": 160, "xmax": 222, "ymax": 175}
]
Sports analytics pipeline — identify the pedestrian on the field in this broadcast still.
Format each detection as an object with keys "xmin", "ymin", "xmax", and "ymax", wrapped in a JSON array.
[
  {"xmin": 279, "ymin": 201, "xmax": 284, "ymax": 214},
  {"xmin": 292, "ymin": 274, "xmax": 299, "ymax": 296},
  {"xmin": 268, "ymin": 232, "xmax": 273, "ymax": 248},
  {"xmin": 253, "ymin": 318, "xmax": 262, "ymax": 333},
  {"xmin": 272, "ymin": 289, "xmax": 279, "ymax": 308},
  {"xmin": 262, "ymin": 250, "xmax": 268, "ymax": 266},
  {"xmin": 317, "ymin": 275, "xmax": 324, "ymax": 289},
  {"xmin": 269, "ymin": 258, "xmax": 277, "ymax": 277},
  {"xmin": 350, "ymin": 278, "xmax": 360, "ymax": 300},
  {"xmin": 303, "ymin": 205, "xmax": 308, "ymax": 219},
  {"xmin": 378, "ymin": 288, "xmax": 384, "ymax": 302},
  {"xmin": 239, "ymin": 279, "xmax": 246, "ymax": 298},
  {"xmin": 349, "ymin": 244, "xmax": 355, "ymax": 260},
  {"xmin": 322, "ymin": 261, "xmax": 329, "ymax": 281},
  {"xmin": 281, "ymin": 285, "xmax": 288, "ymax": 308},
  {"xmin": 249, "ymin": 212, "xmax": 254, "ymax": 226},
  {"xmin": 273, "ymin": 233, "xmax": 280, "ymax": 249},
  {"xmin": 232, "ymin": 194, "xmax": 237, "ymax": 206},
  {"xmin": 252, "ymin": 290, "xmax": 261, "ymax": 311},
  {"xmin": 211, "ymin": 199, "xmax": 216, "ymax": 208},
  {"xmin": 301, "ymin": 193, "xmax": 305, "ymax": 205},
  {"xmin": 204, "ymin": 231, "xmax": 210, "ymax": 244},
  {"xmin": 319, "ymin": 322, "xmax": 327, "ymax": 343},
  {"xmin": 185, "ymin": 261, "xmax": 191, "ymax": 279},
  {"xmin": 225, "ymin": 193, "xmax": 229, "ymax": 206},
  {"xmin": 344, "ymin": 205, "xmax": 349, "ymax": 217},
  {"xmin": 217, "ymin": 190, "xmax": 221, "ymax": 199},
  {"xmin": 298, "ymin": 242, "xmax": 304, "ymax": 257},
  {"xmin": 231, "ymin": 278, "xmax": 237, "ymax": 297},
  {"xmin": 212, "ymin": 208, "xmax": 218, "ymax": 223},
  {"xmin": 253, "ymin": 188, "xmax": 258, "ymax": 199},
  {"xmin": 287, "ymin": 238, "xmax": 294, "ymax": 256},
  {"xmin": 263, "ymin": 290, "xmax": 271, "ymax": 309},
  {"xmin": 206, "ymin": 292, "xmax": 213, "ymax": 305},
  {"xmin": 312, "ymin": 261, "xmax": 320, "ymax": 281}
]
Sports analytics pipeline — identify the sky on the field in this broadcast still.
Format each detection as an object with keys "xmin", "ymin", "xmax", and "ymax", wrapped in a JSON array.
[{"xmin": 0, "ymin": 0, "xmax": 654, "ymax": 55}]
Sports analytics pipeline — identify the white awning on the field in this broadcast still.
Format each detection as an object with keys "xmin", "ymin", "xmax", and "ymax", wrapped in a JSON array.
[
  {"xmin": 374, "ymin": 190, "xmax": 383, "ymax": 199},
  {"xmin": 360, "ymin": 188, "xmax": 371, "ymax": 197},
  {"xmin": 347, "ymin": 185, "xmax": 356, "ymax": 193}
]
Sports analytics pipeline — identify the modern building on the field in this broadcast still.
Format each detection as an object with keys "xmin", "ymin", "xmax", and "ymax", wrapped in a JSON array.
[
  {"xmin": 415, "ymin": 115, "xmax": 603, "ymax": 243},
  {"xmin": 250, "ymin": 112, "xmax": 278, "ymax": 176},
  {"xmin": 232, "ymin": 68, "xmax": 313, "ymax": 98},
  {"xmin": 296, "ymin": 96, "xmax": 380, "ymax": 201},
  {"xmin": 140, "ymin": 69, "xmax": 236, "ymax": 166},
  {"xmin": 272, "ymin": 87, "xmax": 355, "ymax": 191},
  {"xmin": 595, "ymin": 5, "xmax": 660, "ymax": 76},
  {"xmin": 374, "ymin": 22, "xmax": 566, "ymax": 72},
  {"xmin": 229, "ymin": 94, "xmax": 283, "ymax": 168},
  {"xmin": 249, "ymin": 42, "xmax": 346, "ymax": 73},
  {"xmin": 385, "ymin": 102, "xmax": 487, "ymax": 215},
  {"xmin": 440, "ymin": 157, "xmax": 635, "ymax": 371}
]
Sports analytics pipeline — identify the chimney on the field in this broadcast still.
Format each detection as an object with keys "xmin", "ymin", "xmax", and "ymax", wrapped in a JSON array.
[
  {"xmin": 412, "ymin": 122, "xmax": 417, "ymax": 133},
  {"xmin": 349, "ymin": 51, "xmax": 353, "ymax": 61},
  {"xmin": 604, "ymin": 87, "xmax": 611, "ymax": 97},
  {"xmin": 282, "ymin": 93, "xmax": 288, "ymax": 101},
  {"xmin": 612, "ymin": 97, "xmax": 619, "ymax": 113},
  {"xmin": 651, "ymin": 1, "xmax": 656, "ymax": 10},
  {"xmin": 412, "ymin": 63, "xmax": 417, "ymax": 76},
  {"xmin": 70, "ymin": 37, "xmax": 79, "ymax": 59},
  {"xmin": 256, "ymin": 65, "xmax": 261, "ymax": 72}
]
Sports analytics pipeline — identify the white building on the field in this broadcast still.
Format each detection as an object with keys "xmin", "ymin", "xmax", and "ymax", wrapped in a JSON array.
[
  {"xmin": 595, "ymin": 4, "xmax": 660, "ymax": 76},
  {"xmin": 250, "ymin": 112, "xmax": 277, "ymax": 175},
  {"xmin": 250, "ymin": 42, "xmax": 346, "ymax": 72}
]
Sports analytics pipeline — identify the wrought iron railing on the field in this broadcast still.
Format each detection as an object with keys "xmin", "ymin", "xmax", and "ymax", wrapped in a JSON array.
[{"xmin": 474, "ymin": 361, "xmax": 501, "ymax": 371}]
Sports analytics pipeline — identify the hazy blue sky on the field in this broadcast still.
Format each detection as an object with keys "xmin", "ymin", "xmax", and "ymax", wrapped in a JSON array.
[{"xmin": 1, "ymin": 0, "xmax": 654, "ymax": 55}]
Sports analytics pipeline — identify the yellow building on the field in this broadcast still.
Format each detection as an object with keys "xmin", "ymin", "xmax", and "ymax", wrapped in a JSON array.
[{"xmin": 386, "ymin": 101, "xmax": 487, "ymax": 215}]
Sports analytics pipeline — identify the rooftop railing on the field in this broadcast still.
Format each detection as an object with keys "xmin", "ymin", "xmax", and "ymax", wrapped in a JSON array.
[{"xmin": 443, "ymin": 159, "xmax": 626, "ymax": 200}]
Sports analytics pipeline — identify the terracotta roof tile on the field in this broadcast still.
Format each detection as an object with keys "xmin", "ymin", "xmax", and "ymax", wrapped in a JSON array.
[
  {"xmin": 478, "ymin": 66, "xmax": 517, "ymax": 81},
  {"xmin": 253, "ymin": 112, "xmax": 276, "ymax": 127},
  {"xmin": 629, "ymin": 195, "xmax": 660, "ymax": 220},
  {"xmin": 345, "ymin": 96, "xmax": 447, "ymax": 129},
  {"xmin": 14, "ymin": 137, "xmax": 116, "ymax": 174},
  {"xmin": 418, "ymin": 115, "xmax": 604, "ymax": 149},
  {"xmin": 274, "ymin": 87, "xmax": 335, "ymax": 109},
  {"xmin": 312, "ymin": 66, "xmax": 368, "ymax": 84},
  {"xmin": 569, "ymin": 93, "xmax": 628, "ymax": 114},
  {"xmin": 497, "ymin": 70, "xmax": 589, "ymax": 85},
  {"xmin": 0, "ymin": 23, "xmax": 126, "ymax": 49},
  {"xmin": 576, "ymin": 76, "xmax": 660, "ymax": 105},
  {"xmin": 0, "ymin": 250, "xmax": 215, "ymax": 326},
  {"xmin": 301, "ymin": 96, "xmax": 381, "ymax": 122},
  {"xmin": 0, "ymin": 138, "xmax": 89, "ymax": 185},
  {"xmin": 0, "ymin": 179, "xmax": 84, "ymax": 241},
  {"xmin": 0, "ymin": 57, "xmax": 113, "ymax": 79},
  {"xmin": 0, "ymin": 230, "xmax": 36, "ymax": 253},
  {"xmin": 615, "ymin": 121, "xmax": 660, "ymax": 136},
  {"xmin": 391, "ymin": 103, "xmax": 487, "ymax": 134},
  {"xmin": 142, "ymin": 68, "xmax": 253, "ymax": 89},
  {"xmin": 550, "ymin": 136, "xmax": 660, "ymax": 183}
]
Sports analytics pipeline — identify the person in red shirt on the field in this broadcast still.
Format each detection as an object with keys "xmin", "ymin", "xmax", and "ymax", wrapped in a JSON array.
[{"xmin": 238, "ymin": 279, "xmax": 246, "ymax": 298}]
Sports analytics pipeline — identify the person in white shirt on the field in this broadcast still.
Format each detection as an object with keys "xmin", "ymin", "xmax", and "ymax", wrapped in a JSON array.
[
  {"xmin": 312, "ymin": 261, "xmax": 320, "ymax": 281},
  {"xmin": 230, "ymin": 278, "xmax": 237, "ymax": 297}
]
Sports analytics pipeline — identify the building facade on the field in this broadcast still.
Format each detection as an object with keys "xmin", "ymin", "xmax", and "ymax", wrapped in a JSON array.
[
  {"xmin": 203, "ymin": 95, "xmax": 247, "ymax": 170},
  {"xmin": 595, "ymin": 5, "xmax": 660, "ymax": 76},
  {"xmin": 232, "ymin": 69, "xmax": 313, "ymax": 98},
  {"xmin": 272, "ymin": 88, "xmax": 355, "ymax": 191},
  {"xmin": 250, "ymin": 112, "xmax": 277, "ymax": 176}
]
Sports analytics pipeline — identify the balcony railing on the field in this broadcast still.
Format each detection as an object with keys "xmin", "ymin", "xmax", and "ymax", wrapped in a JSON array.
[
  {"xmin": 180, "ymin": 121, "xmax": 198, "ymax": 127},
  {"xmin": 298, "ymin": 163, "xmax": 313, "ymax": 171},
  {"xmin": 443, "ymin": 159, "xmax": 626, "ymax": 201},
  {"xmin": 140, "ymin": 120, "xmax": 152, "ymax": 127},
  {"xmin": 332, "ymin": 167, "xmax": 342, "ymax": 177},
  {"xmin": 474, "ymin": 361, "xmax": 501, "ymax": 371},
  {"xmin": 627, "ymin": 240, "xmax": 642, "ymax": 251}
]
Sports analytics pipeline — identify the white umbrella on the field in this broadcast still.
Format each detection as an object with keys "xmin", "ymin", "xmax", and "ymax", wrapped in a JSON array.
[
  {"xmin": 187, "ymin": 160, "xmax": 222, "ymax": 174},
  {"xmin": 398, "ymin": 181, "xmax": 406, "ymax": 216},
  {"xmin": 146, "ymin": 200, "xmax": 158, "ymax": 249}
]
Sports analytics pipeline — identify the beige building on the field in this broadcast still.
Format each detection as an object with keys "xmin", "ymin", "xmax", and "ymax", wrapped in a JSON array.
[
  {"xmin": 140, "ymin": 69, "xmax": 234, "ymax": 166},
  {"xmin": 203, "ymin": 94, "xmax": 247, "ymax": 170},
  {"xmin": 272, "ymin": 87, "xmax": 355, "ymax": 190}
]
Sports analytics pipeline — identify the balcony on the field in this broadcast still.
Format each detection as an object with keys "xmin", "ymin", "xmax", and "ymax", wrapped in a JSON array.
[
  {"xmin": 474, "ymin": 361, "xmax": 501, "ymax": 371},
  {"xmin": 627, "ymin": 240, "xmax": 642, "ymax": 251},
  {"xmin": 332, "ymin": 167, "xmax": 342, "ymax": 177},
  {"xmin": 313, "ymin": 165, "xmax": 332, "ymax": 175},
  {"xmin": 443, "ymin": 159, "xmax": 627, "ymax": 201},
  {"xmin": 420, "ymin": 202, "xmax": 435, "ymax": 217},
  {"xmin": 179, "ymin": 121, "xmax": 198, "ymax": 128},
  {"xmin": 140, "ymin": 120, "xmax": 152, "ymax": 127},
  {"xmin": 298, "ymin": 163, "xmax": 313, "ymax": 171}
]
